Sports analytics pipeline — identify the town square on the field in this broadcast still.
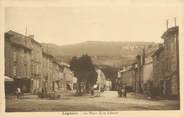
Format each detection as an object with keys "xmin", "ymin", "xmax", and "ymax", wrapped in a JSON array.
[{"xmin": 3, "ymin": 3, "xmax": 181, "ymax": 112}]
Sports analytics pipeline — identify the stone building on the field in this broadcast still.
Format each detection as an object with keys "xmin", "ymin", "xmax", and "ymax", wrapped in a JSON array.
[
  {"xmin": 52, "ymin": 60, "xmax": 64, "ymax": 91},
  {"xmin": 161, "ymin": 26, "xmax": 179, "ymax": 97},
  {"xmin": 142, "ymin": 61, "xmax": 153, "ymax": 95},
  {"xmin": 62, "ymin": 63, "xmax": 74, "ymax": 90},
  {"xmin": 151, "ymin": 26, "xmax": 179, "ymax": 98},
  {"xmin": 42, "ymin": 51, "xmax": 54, "ymax": 92},
  {"xmin": 96, "ymin": 68, "xmax": 106, "ymax": 91},
  {"xmin": 5, "ymin": 30, "xmax": 69, "ymax": 94},
  {"xmin": 28, "ymin": 35, "xmax": 43, "ymax": 94},
  {"xmin": 134, "ymin": 47, "xmax": 156, "ymax": 94},
  {"xmin": 152, "ymin": 45, "xmax": 165, "ymax": 96},
  {"xmin": 5, "ymin": 31, "xmax": 32, "ymax": 93},
  {"xmin": 118, "ymin": 65, "xmax": 136, "ymax": 92}
]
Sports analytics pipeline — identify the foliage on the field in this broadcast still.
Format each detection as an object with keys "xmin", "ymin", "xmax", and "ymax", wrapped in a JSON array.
[{"xmin": 70, "ymin": 55, "xmax": 97, "ymax": 95}]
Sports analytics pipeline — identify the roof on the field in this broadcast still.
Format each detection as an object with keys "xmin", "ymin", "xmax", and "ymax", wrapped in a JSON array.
[
  {"xmin": 42, "ymin": 51, "xmax": 54, "ymax": 59},
  {"xmin": 5, "ymin": 76, "xmax": 14, "ymax": 82},
  {"xmin": 5, "ymin": 30, "xmax": 41, "ymax": 48},
  {"xmin": 161, "ymin": 26, "xmax": 179, "ymax": 39},
  {"xmin": 119, "ymin": 64, "xmax": 134, "ymax": 73},
  {"xmin": 29, "ymin": 38, "xmax": 42, "ymax": 47},
  {"xmin": 53, "ymin": 59, "xmax": 63, "ymax": 67},
  {"xmin": 5, "ymin": 31, "xmax": 32, "ymax": 51},
  {"xmin": 60, "ymin": 62, "xmax": 70, "ymax": 68}
]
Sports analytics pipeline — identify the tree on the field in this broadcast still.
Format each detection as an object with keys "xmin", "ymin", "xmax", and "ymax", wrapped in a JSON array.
[{"xmin": 70, "ymin": 55, "xmax": 97, "ymax": 95}]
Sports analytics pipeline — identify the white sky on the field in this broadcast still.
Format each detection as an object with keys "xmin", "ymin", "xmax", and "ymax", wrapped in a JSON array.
[{"xmin": 5, "ymin": 5, "xmax": 180, "ymax": 45}]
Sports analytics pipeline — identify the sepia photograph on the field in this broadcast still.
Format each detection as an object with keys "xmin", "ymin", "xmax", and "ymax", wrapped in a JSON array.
[{"xmin": 1, "ymin": 0, "xmax": 183, "ymax": 114}]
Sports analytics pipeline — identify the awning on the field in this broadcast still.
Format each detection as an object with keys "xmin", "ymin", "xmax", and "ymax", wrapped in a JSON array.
[{"xmin": 5, "ymin": 76, "xmax": 14, "ymax": 82}]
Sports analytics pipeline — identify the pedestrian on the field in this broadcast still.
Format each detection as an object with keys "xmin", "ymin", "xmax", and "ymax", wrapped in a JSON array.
[
  {"xmin": 90, "ymin": 85, "xmax": 94, "ymax": 96},
  {"xmin": 16, "ymin": 87, "xmax": 22, "ymax": 99},
  {"xmin": 124, "ymin": 86, "xmax": 127, "ymax": 97},
  {"xmin": 117, "ymin": 78, "xmax": 123, "ymax": 97}
]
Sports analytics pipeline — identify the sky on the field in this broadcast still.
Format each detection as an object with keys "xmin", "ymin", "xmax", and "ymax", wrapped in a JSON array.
[{"xmin": 5, "ymin": 5, "xmax": 180, "ymax": 45}]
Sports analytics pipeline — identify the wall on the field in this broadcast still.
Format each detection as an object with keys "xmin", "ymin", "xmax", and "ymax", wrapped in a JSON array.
[
  {"xmin": 120, "ymin": 69, "xmax": 135, "ymax": 91},
  {"xmin": 143, "ymin": 63, "xmax": 153, "ymax": 84}
]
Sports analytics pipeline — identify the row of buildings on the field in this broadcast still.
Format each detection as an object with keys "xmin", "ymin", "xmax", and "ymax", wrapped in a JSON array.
[
  {"xmin": 118, "ymin": 26, "xmax": 179, "ymax": 98},
  {"xmin": 5, "ymin": 30, "xmax": 75, "ymax": 94}
]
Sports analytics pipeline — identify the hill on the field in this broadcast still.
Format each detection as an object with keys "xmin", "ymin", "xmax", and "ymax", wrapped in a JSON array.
[{"xmin": 41, "ymin": 41, "xmax": 159, "ymax": 67}]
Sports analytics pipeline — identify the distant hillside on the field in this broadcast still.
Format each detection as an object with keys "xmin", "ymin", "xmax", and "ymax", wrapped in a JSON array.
[{"xmin": 42, "ymin": 41, "xmax": 159, "ymax": 67}]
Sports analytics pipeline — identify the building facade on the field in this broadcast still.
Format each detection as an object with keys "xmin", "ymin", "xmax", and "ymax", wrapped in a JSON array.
[
  {"xmin": 152, "ymin": 45, "xmax": 166, "ymax": 96},
  {"xmin": 161, "ymin": 26, "xmax": 179, "ymax": 97},
  {"xmin": 29, "ymin": 36, "xmax": 43, "ymax": 94},
  {"xmin": 5, "ymin": 31, "xmax": 32, "ymax": 93},
  {"xmin": 63, "ymin": 64, "xmax": 74, "ymax": 90},
  {"xmin": 42, "ymin": 51, "xmax": 54, "ymax": 92},
  {"xmin": 5, "ymin": 30, "xmax": 68, "ymax": 94},
  {"xmin": 118, "ymin": 65, "xmax": 136, "ymax": 92},
  {"xmin": 96, "ymin": 68, "xmax": 106, "ymax": 90},
  {"xmin": 151, "ymin": 26, "xmax": 179, "ymax": 98},
  {"xmin": 142, "ymin": 62, "xmax": 153, "ymax": 95}
]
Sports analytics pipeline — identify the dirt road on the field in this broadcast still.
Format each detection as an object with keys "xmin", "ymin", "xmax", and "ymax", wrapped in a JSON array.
[{"xmin": 5, "ymin": 91, "xmax": 179, "ymax": 112}]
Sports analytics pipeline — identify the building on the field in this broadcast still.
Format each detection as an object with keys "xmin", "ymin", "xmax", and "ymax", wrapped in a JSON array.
[
  {"xmin": 161, "ymin": 26, "xmax": 179, "ymax": 97},
  {"xmin": 5, "ymin": 30, "xmax": 68, "ymax": 95},
  {"xmin": 105, "ymin": 80, "xmax": 112, "ymax": 91},
  {"xmin": 151, "ymin": 26, "xmax": 179, "ymax": 98},
  {"xmin": 63, "ymin": 64, "xmax": 74, "ymax": 90},
  {"xmin": 142, "ymin": 59, "xmax": 153, "ymax": 95},
  {"xmin": 118, "ymin": 65, "xmax": 136, "ymax": 92},
  {"xmin": 5, "ymin": 31, "xmax": 32, "ymax": 93},
  {"xmin": 42, "ymin": 51, "xmax": 54, "ymax": 92},
  {"xmin": 152, "ymin": 45, "xmax": 165, "ymax": 96},
  {"xmin": 52, "ymin": 60, "xmax": 64, "ymax": 91},
  {"xmin": 27, "ymin": 35, "xmax": 43, "ymax": 94},
  {"xmin": 135, "ymin": 46, "xmax": 158, "ymax": 94},
  {"xmin": 96, "ymin": 68, "xmax": 106, "ymax": 90}
]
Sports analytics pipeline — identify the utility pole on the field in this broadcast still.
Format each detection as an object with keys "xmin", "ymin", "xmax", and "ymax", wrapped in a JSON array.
[
  {"xmin": 25, "ymin": 25, "xmax": 28, "ymax": 36},
  {"xmin": 24, "ymin": 25, "xmax": 28, "ymax": 45},
  {"xmin": 142, "ymin": 47, "xmax": 145, "ymax": 65},
  {"xmin": 174, "ymin": 17, "xmax": 177, "ymax": 26},
  {"xmin": 166, "ymin": 19, "xmax": 169, "ymax": 29}
]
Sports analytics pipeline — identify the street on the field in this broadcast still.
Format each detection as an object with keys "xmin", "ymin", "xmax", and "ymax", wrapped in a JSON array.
[{"xmin": 6, "ymin": 91, "xmax": 179, "ymax": 112}]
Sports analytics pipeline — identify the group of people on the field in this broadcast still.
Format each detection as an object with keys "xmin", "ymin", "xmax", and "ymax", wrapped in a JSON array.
[
  {"xmin": 116, "ymin": 78, "xmax": 127, "ymax": 97},
  {"xmin": 15, "ymin": 79, "xmax": 126, "ymax": 99}
]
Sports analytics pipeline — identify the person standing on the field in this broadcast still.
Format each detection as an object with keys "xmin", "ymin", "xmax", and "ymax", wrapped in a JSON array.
[
  {"xmin": 123, "ymin": 86, "xmax": 127, "ymax": 97},
  {"xmin": 16, "ymin": 87, "xmax": 22, "ymax": 99}
]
